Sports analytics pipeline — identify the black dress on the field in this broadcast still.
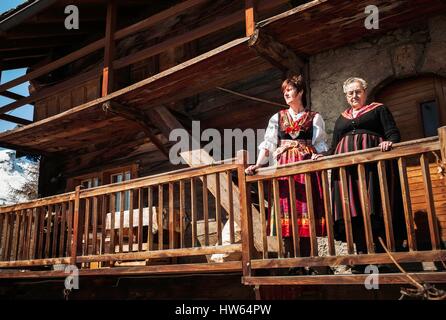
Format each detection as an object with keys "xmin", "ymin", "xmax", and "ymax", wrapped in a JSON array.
[{"xmin": 328, "ymin": 103, "xmax": 405, "ymax": 253}]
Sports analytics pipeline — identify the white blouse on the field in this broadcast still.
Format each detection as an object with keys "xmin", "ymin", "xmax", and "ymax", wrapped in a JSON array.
[{"xmin": 258, "ymin": 109, "xmax": 328, "ymax": 154}]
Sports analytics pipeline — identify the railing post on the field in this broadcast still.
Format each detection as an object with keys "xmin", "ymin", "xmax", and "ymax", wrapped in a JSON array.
[
  {"xmin": 438, "ymin": 126, "xmax": 446, "ymax": 164},
  {"xmin": 70, "ymin": 186, "xmax": 81, "ymax": 266},
  {"xmin": 237, "ymin": 150, "xmax": 254, "ymax": 278}
]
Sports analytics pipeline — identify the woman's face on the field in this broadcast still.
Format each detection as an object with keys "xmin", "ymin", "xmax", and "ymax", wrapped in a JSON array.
[
  {"xmin": 345, "ymin": 81, "xmax": 367, "ymax": 109},
  {"xmin": 283, "ymin": 84, "xmax": 302, "ymax": 106}
]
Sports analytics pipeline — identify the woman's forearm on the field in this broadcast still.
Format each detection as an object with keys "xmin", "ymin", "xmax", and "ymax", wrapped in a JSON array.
[{"xmin": 256, "ymin": 148, "xmax": 270, "ymax": 167}]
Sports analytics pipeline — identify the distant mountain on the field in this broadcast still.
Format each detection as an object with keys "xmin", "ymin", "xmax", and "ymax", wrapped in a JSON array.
[{"xmin": 0, "ymin": 149, "xmax": 38, "ymax": 206}]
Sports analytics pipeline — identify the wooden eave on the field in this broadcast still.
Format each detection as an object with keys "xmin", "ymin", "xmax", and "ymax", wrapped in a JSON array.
[
  {"xmin": 259, "ymin": 0, "xmax": 446, "ymax": 56},
  {"xmin": 0, "ymin": 37, "xmax": 269, "ymax": 154}
]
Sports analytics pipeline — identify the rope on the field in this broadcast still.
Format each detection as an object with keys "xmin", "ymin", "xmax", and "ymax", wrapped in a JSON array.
[{"xmin": 378, "ymin": 237, "xmax": 446, "ymax": 300}]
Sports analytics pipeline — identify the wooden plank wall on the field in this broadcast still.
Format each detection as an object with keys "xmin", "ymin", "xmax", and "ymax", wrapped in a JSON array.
[
  {"xmin": 377, "ymin": 75, "xmax": 446, "ymax": 244},
  {"xmin": 33, "ymin": 78, "xmax": 101, "ymax": 121}
]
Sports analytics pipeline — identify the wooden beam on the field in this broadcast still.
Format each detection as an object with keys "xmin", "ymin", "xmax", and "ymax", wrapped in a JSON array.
[
  {"xmin": 0, "ymin": 261, "xmax": 242, "ymax": 279},
  {"xmin": 0, "ymin": 0, "xmax": 209, "ymax": 94},
  {"xmin": 0, "ymin": 91, "xmax": 25, "ymax": 100},
  {"xmin": 102, "ymin": 101, "xmax": 169, "ymax": 159},
  {"xmin": 245, "ymin": 0, "xmax": 257, "ymax": 37},
  {"xmin": 248, "ymin": 28, "xmax": 305, "ymax": 75},
  {"xmin": 0, "ymin": 114, "xmax": 32, "ymax": 125},
  {"xmin": 102, "ymin": 0, "xmax": 117, "ymax": 96},
  {"xmin": 243, "ymin": 272, "xmax": 446, "ymax": 286}
]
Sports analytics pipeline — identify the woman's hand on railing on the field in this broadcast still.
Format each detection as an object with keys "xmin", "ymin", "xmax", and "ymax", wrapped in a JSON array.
[
  {"xmin": 379, "ymin": 141, "xmax": 393, "ymax": 152},
  {"xmin": 311, "ymin": 153, "xmax": 323, "ymax": 160},
  {"xmin": 245, "ymin": 164, "xmax": 259, "ymax": 175}
]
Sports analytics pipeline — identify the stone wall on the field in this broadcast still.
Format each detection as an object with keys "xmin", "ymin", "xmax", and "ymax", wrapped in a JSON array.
[{"xmin": 309, "ymin": 14, "xmax": 446, "ymax": 141}]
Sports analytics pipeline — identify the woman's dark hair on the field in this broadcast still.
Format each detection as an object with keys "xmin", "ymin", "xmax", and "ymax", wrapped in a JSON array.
[{"xmin": 281, "ymin": 74, "xmax": 307, "ymax": 107}]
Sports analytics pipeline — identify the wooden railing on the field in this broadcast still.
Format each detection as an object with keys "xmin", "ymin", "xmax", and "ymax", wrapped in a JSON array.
[
  {"xmin": 240, "ymin": 129, "xmax": 446, "ymax": 284},
  {"xmin": 1, "ymin": 133, "xmax": 446, "ymax": 282},
  {"xmin": 0, "ymin": 160, "xmax": 243, "ymax": 273}
]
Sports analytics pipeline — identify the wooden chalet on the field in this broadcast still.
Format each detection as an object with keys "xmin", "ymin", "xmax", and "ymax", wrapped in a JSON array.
[{"xmin": 0, "ymin": 0, "xmax": 446, "ymax": 299}]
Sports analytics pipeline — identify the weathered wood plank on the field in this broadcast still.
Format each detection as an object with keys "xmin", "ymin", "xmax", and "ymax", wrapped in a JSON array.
[
  {"xmin": 249, "ymin": 137, "xmax": 440, "ymax": 182},
  {"xmin": 119, "ymin": 191, "xmax": 125, "ymax": 253},
  {"xmin": 202, "ymin": 175, "xmax": 209, "ymax": 246},
  {"xmin": 245, "ymin": 0, "xmax": 257, "ymax": 37},
  {"xmin": 84, "ymin": 198, "xmax": 91, "ymax": 255},
  {"xmin": 102, "ymin": 0, "xmax": 116, "ymax": 96},
  {"xmin": 77, "ymin": 244, "xmax": 242, "ymax": 263},
  {"xmin": 272, "ymin": 179, "xmax": 283, "ymax": 258},
  {"xmin": 377, "ymin": 161, "xmax": 395, "ymax": 252},
  {"xmin": 398, "ymin": 157, "xmax": 417, "ymax": 251},
  {"xmin": 357, "ymin": 164, "xmax": 375, "ymax": 253},
  {"xmin": 51, "ymin": 205, "xmax": 60, "ymax": 257},
  {"xmin": 109, "ymin": 193, "xmax": 116, "ymax": 254},
  {"xmin": 243, "ymin": 272, "xmax": 446, "ymax": 286},
  {"xmin": 227, "ymin": 170, "xmax": 235, "ymax": 244},
  {"xmin": 44, "ymin": 206, "xmax": 52, "ymax": 259},
  {"xmin": 420, "ymin": 153, "xmax": 441, "ymax": 250},
  {"xmin": 339, "ymin": 167, "xmax": 354, "ymax": 254},
  {"xmin": 287, "ymin": 176, "xmax": 300, "ymax": 257},
  {"xmin": 215, "ymin": 173, "xmax": 222, "ymax": 246},
  {"xmin": 37, "ymin": 207, "xmax": 45, "ymax": 259},
  {"xmin": 71, "ymin": 187, "xmax": 81, "ymax": 265},
  {"xmin": 238, "ymin": 150, "xmax": 254, "ymax": 277},
  {"xmin": 321, "ymin": 170, "xmax": 335, "ymax": 256},
  {"xmin": 138, "ymin": 189, "xmax": 143, "ymax": 251},
  {"xmin": 128, "ymin": 190, "xmax": 134, "ymax": 252},
  {"xmin": 305, "ymin": 173, "xmax": 318, "ymax": 257},
  {"xmin": 59, "ymin": 203, "xmax": 67, "ymax": 257},
  {"xmin": 191, "ymin": 178, "xmax": 197, "ymax": 247},
  {"xmin": 66, "ymin": 202, "xmax": 73, "ymax": 257},
  {"xmin": 158, "ymin": 185, "xmax": 163, "ymax": 251},
  {"xmin": 147, "ymin": 187, "xmax": 153, "ymax": 251},
  {"xmin": 1, "ymin": 214, "xmax": 10, "ymax": 261},
  {"xmin": 251, "ymin": 250, "xmax": 446, "ymax": 269},
  {"xmin": 92, "ymin": 196, "xmax": 99, "ymax": 254},
  {"xmin": 257, "ymin": 181, "xmax": 269, "ymax": 258},
  {"xmin": 179, "ymin": 181, "xmax": 186, "ymax": 248},
  {"xmin": 169, "ymin": 183, "xmax": 175, "ymax": 249}
]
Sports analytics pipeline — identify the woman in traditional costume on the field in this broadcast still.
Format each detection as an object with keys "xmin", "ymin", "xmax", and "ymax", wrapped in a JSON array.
[
  {"xmin": 327, "ymin": 77, "xmax": 405, "ymax": 257},
  {"xmin": 245, "ymin": 75, "xmax": 327, "ymax": 257}
]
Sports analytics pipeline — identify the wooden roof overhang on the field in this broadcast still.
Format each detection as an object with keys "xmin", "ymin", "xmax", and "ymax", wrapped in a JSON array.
[
  {"xmin": 1, "ymin": 0, "xmax": 446, "ymax": 156},
  {"xmin": 259, "ymin": 0, "xmax": 446, "ymax": 56},
  {"xmin": 0, "ymin": 37, "xmax": 270, "ymax": 155}
]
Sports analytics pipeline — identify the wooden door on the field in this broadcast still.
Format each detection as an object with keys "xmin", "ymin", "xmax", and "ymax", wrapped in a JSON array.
[{"xmin": 376, "ymin": 75, "xmax": 446, "ymax": 246}]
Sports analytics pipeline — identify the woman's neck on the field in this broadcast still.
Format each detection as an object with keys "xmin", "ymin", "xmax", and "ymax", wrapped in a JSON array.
[{"xmin": 289, "ymin": 102, "xmax": 305, "ymax": 113}]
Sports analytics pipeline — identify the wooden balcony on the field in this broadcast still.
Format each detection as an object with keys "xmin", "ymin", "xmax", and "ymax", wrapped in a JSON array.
[{"xmin": 1, "ymin": 131, "xmax": 446, "ymax": 286}]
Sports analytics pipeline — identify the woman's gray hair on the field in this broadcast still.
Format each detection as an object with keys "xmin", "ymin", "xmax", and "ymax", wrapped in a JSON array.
[{"xmin": 343, "ymin": 77, "xmax": 368, "ymax": 93}]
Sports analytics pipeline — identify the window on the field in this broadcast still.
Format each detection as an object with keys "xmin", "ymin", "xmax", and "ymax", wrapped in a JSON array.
[
  {"xmin": 111, "ymin": 171, "xmax": 132, "ymax": 211},
  {"xmin": 67, "ymin": 164, "xmax": 138, "ymax": 207},
  {"xmin": 420, "ymin": 100, "xmax": 439, "ymax": 137}
]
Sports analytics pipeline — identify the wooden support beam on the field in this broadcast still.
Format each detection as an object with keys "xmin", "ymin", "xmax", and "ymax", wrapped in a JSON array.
[
  {"xmin": 0, "ymin": 114, "xmax": 32, "ymax": 125},
  {"xmin": 102, "ymin": 101, "xmax": 169, "ymax": 159},
  {"xmin": 0, "ymin": 91, "xmax": 25, "ymax": 100},
  {"xmin": 102, "ymin": 0, "xmax": 117, "ymax": 96},
  {"xmin": 248, "ymin": 28, "xmax": 305, "ymax": 75},
  {"xmin": 245, "ymin": 0, "xmax": 257, "ymax": 37}
]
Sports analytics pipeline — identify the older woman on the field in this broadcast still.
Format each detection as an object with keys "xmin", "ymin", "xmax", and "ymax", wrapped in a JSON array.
[
  {"xmin": 245, "ymin": 75, "xmax": 327, "ymax": 257},
  {"xmin": 328, "ymin": 77, "xmax": 405, "ymax": 257}
]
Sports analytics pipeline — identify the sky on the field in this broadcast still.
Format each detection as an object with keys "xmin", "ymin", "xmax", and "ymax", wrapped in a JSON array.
[{"xmin": 0, "ymin": 0, "xmax": 33, "ymax": 134}]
